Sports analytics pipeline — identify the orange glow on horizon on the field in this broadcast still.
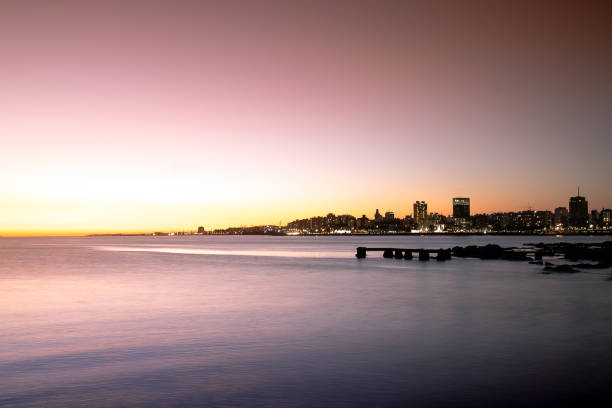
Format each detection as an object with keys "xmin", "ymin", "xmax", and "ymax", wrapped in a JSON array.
[{"xmin": 0, "ymin": 190, "xmax": 600, "ymax": 236}]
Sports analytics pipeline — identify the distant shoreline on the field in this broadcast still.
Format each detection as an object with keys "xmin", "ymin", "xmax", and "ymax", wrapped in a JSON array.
[
  {"xmin": 1, "ymin": 232, "xmax": 609, "ymax": 238},
  {"xmin": 85, "ymin": 232, "xmax": 611, "ymax": 237}
]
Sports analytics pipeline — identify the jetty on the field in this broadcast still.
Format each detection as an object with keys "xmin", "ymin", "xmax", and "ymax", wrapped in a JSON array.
[
  {"xmin": 355, "ymin": 242, "xmax": 612, "ymax": 270},
  {"xmin": 355, "ymin": 247, "xmax": 452, "ymax": 261}
]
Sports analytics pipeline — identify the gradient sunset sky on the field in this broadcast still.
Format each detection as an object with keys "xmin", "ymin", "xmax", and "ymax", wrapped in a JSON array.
[{"xmin": 1, "ymin": 1, "xmax": 611, "ymax": 235}]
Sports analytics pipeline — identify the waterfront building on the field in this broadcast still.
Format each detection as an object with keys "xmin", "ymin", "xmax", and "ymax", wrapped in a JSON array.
[
  {"xmin": 601, "ymin": 209, "xmax": 611, "ymax": 228},
  {"xmin": 569, "ymin": 189, "xmax": 588, "ymax": 228},
  {"xmin": 517, "ymin": 210, "xmax": 535, "ymax": 231},
  {"xmin": 413, "ymin": 201, "xmax": 427, "ymax": 227},
  {"xmin": 337, "ymin": 214, "xmax": 356, "ymax": 230},
  {"xmin": 452, "ymin": 198, "xmax": 470, "ymax": 220},
  {"xmin": 471, "ymin": 214, "xmax": 490, "ymax": 231},
  {"xmin": 452, "ymin": 197, "xmax": 471, "ymax": 229},
  {"xmin": 554, "ymin": 207, "xmax": 569, "ymax": 227},
  {"xmin": 325, "ymin": 213, "xmax": 337, "ymax": 229},
  {"xmin": 374, "ymin": 209, "xmax": 383, "ymax": 221},
  {"xmin": 384, "ymin": 211, "xmax": 395, "ymax": 221},
  {"xmin": 356, "ymin": 215, "xmax": 369, "ymax": 229},
  {"xmin": 197, "ymin": 226, "xmax": 205, "ymax": 234},
  {"xmin": 535, "ymin": 211, "xmax": 553, "ymax": 230},
  {"xmin": 402, "ymin": 216, "xmax": 414, "ymax": 230},
  {"xmin": 590, "ymin": 210, "xmax": 600, "ymax": 226}
]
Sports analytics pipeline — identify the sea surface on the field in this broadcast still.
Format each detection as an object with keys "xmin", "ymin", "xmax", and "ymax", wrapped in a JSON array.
[{"xmin": 1, "ymin": 235, "xmax": 611, "ymax": 407}]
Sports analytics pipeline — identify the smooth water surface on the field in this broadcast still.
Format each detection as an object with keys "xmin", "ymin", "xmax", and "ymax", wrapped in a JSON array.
[{"xmin": 1, "ymin": 235, "xmax": 611, "ymax": 407}]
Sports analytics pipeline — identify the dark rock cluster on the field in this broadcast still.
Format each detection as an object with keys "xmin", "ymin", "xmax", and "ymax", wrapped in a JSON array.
[
  {"xmin": 451, "ymin": 244, "xmax": 529, "ymax": 261},
  {"xmin": 357, "ymin": 242, "xmax": 612, "ymax": 280}
]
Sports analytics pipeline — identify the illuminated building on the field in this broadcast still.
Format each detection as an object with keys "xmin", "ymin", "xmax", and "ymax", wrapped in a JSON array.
[
  {"xmin": 413, "ymin": 201, "xmax": 427, "ymax": 227},
  {"xmin": 535, "ymin": 211, "xmax": 553, "ymax": 230},
  {"xmin": 590, "ymin": 210, "xmax": 600, "ymax": 226},
  {"xmin": 569, "ymin": 188, "xmax": 588, "ymax": 228},
  {"xmin": 452, "ymin": 197, "xmax": 470, "ymax": 229},
  {"xmin": 554, "ymin": 207, "xmax": 568, "ymax": 227},
  {"xmin": 601, "ymin": 209, "xmax": 611, "ymax": 227}
]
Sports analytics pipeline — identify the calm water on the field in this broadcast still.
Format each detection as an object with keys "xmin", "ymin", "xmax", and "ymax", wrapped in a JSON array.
[{"xmin": 1, "ymin": 235, "xmax": 611, "ymax": 407}]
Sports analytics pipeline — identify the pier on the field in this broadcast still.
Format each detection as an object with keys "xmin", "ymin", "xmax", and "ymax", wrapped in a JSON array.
[
  {"xmin": 355, "ymin": 247, "xmax": 452, "ymax": 261},
  {"xmin": 355, "ymin": 242, "xmax": 612, "ymax": 272},
  {"xmin": 356, "ymin": 245, "xmax": 544, "ymax": 262}
]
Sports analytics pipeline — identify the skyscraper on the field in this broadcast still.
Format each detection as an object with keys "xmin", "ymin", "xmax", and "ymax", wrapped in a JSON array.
[
  {"xmin": 452, "ymin": 197, "xmax": 470, "ymax": 220},
  {"xmin": 554, "ymin": 207, "xmax": 568, "ymax": 227},
  {"xmin": 601, "ymin": 209, "xmax": 611, "ymax": 227},
  {"xmin": 590, "ymin": 210, "xmax": 600, "ymax": 226},
  {"xmin": 569, "ymin": 188, "xmax": 588, "ymax": 228},
  {"xmin": 413, "ymin": 201, "xmax": 427, "ymax": 226}
]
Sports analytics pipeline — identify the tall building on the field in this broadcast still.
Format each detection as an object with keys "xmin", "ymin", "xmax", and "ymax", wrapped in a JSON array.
[
  {"xmin": 569, "ymin": 188, "xmax": 588, "ymax": 228},
  {"xmin": 601, "ymin": 209, "xmax": 612, "ymax": 227},
  {"xmin": 554, "ymin": 207, "xmax": 568, "ymax": 227},
  {"xmin": 413, "ymin": 201, "xmax": 427, "ymax": 226},
  {"xmin": 590, "ymin": 210, "xmax": 600, "ymax": 226},
  {"xmin": 384, "ymin": 211, "xmax": 395, "ymax": 221},
  {"xmin": 452, "ymin": 197, "xmax": 470, "ymax": 220},
  {"xmin": 374, "ymin": 209, "xmax": 383, "ymax": 221}
]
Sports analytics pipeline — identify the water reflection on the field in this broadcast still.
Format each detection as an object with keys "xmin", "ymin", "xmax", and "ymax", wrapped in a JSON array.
[{"xmin": 94, "ymin": 245, "xmax": 351, "ymax": 258}]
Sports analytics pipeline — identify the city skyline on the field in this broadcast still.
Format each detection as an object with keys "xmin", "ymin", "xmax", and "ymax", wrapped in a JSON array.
[
  {"xmin": 1, "ymin": 188, "xmax": 611, "ymax": 236},
  {"xmin": 1, "ymin": 1, "xmax": 611, "ymax": 235},
  {"xmin": 5, "ymin": 189, "xmax": 609, "ymax": 236}
]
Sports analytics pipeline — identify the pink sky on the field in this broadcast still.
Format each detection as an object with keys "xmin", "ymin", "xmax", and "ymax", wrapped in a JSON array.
[{"xmin": 1, "ymin": 1, "xmax": 611, "ymax": 234}]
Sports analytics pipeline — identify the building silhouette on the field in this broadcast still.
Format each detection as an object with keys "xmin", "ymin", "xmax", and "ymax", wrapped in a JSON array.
[
  {"xmin": 413, "ymin": 201, "xmax": 427, "ymax": 227},
  {"xmin": 374, "ymin": 209, "xmax": 383, "ymax": 222},
  {"xmin": 569, "ymin": 188, "xmax": 588, "ymax": 228},
  {"xmin": 602, "ymin": 209, "xmax": 612, "ymax": 227},
  {"xmin": 590, "ymin": 210, "xmax": 600, "ymax": 226},
  {"xmin": 554, "ymin": 207, "xmax": 568, "ymax": 227},
  {"xmin": 453, "ymin": 198, "xmax": 470, "ymax": 219}
]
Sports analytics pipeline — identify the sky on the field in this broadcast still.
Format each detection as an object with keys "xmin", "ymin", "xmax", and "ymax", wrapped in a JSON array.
[{"xmin": 1, "ymin": 0, "xmax": 611, "ymax": 235}]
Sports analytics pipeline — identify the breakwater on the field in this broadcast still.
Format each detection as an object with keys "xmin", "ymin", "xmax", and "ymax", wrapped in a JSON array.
[{"xmin": 356, "ymin": 241, "xmax": 612, "ymax": 274}]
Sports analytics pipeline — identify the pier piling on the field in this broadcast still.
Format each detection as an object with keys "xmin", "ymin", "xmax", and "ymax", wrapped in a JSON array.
[
  {"xmin": 356, "ymin": 247, "xmax": 367, "ymax": 258},
  {"xmin": 419, "ymin": 250, "xmax": 430, "ymax": 261}
]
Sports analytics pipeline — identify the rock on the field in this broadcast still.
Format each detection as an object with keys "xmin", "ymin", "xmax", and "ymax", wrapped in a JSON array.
[
  {"xmin": 543, "ymin": 264, "xmax": 579, "ymax": 273},
  {"xmin": 479, "ymin": 244, "xmax": 503, "ymax": 259},
  {"xmin": 437, "ymin": 249, "xmax": 451, "ymax": 261},
  {"xmin": 573, "ymin": 263, "xmax": 611, "ymax": 270},
  {"xmin": 501, "ymin": 250, "xmax": 529, "ymax": 261}
]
